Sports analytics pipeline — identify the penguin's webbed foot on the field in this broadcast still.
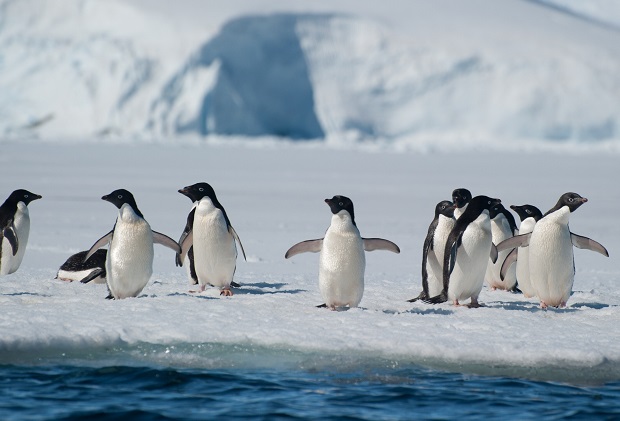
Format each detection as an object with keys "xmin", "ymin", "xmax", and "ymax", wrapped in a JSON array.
[
  {"xmin": 220, "ymin": 288, "xmax": 233, "ymax": 297},
  {"xmin": 467, "ymin": 299, "xmax": 483, "ymax": 308}
]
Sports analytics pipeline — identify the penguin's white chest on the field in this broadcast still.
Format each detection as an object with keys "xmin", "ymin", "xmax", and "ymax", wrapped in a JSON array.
[
  {"xmin": 1, "ymin": 203, "xmax": 30, "ymax": 275},
  {"xmin": 485, "ymin": 215, "xmax": 516, "ymax": 289},
  {"xmin": 529, "ymin": 209, "xmax": 574, "ymax": 307},
  {"xmin": 106, "ymin": 206, "xmax": 154, "ymax": 299},
  {"xmin": 515, "ymin": 217, "xmax": 537, "ymax": 298},
  {"xmin": 319, "ymin": 214, "xmax": 365, "ymax": 308},
  {"xmin": 449, "ymin": 213, "xmax": 492, "ymax": 302},
  {"xmin": 426, "ymin": 215, "xmax": 455, "ymax": 297},
  {"xmin": 192, "ymin": 199, "xmax": 237, "ymax": 288}
]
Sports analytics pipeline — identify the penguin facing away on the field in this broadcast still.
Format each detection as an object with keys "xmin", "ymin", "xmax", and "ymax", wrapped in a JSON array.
[
  {"xmin": 56, "ymin": 249, "xmax": 107, "ymax": 284},
  {"xmin": 426, "ymin": 195, "xmax": 500, "ymax": 307},
  {"xmin": 499, "ymin": 204, "xmax": 543, "ymax": 298},
  {"xmin": 177, "ymin": 183, "xmax": 246, "ymax": 296},
  {"xmin": 496, "ymin": 192, "xmax": 608, "ymax": 308},
  {"xmin": 285, "ymin": 195, "xmax": 400, "ymax": 310},
  {"xmin": 452, "ymin": 188, "xmax": 472, "ymax": 220},
  {"xmin": 484, "ymin": 203, "xmax": 518, "ymax": 291},
  {"xmin": 408, "ymin": 200, "xmax": 456, "ymax": 302},
  {"xmin": 84, "ymin": 189, "xmax": 181, "ymax": 299},
  {"xmin": 0, "ymin": 189, "xmax": 42, "ymax": 276}
]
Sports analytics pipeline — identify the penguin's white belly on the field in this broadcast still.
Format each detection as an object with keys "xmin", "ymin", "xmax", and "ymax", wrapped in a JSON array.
[
  {"xmin": 193, "ymin": 215, "xmax": 237, "ymax": 289},
  {"xmin": 448, "ymin": 220, "xmax": 491, "ymax": 302},
  {"xmin": 0, "ymin": 204, "xmax": 30, "ymax": 275},
  {"xmin": 516, "ymin": 219, "xmax": 536, "ymax": 298},
  {"xmin": 56, "ymin": 268, "xmax": 106, "ymax": 284},
  {"xmin": 529, "ymin": 222, "xmax": 574, "ymax": 307},
  {"xmin": 107, "ymin": 220, "xmax": 154, "ymax": 299},
  {"xmin": 319, "ymin": 232, "xmax": 365, "ymax": 308},
  {"xmin": 485, "ymin": 219, "xmax": 516, "ymax": 290},
  {"xmin": 427, "ymin": 218, "xmax": 453, "ymax": 297}
]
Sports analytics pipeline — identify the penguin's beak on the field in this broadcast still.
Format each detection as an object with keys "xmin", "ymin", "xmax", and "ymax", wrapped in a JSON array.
[
  {"xmin": 32, "ymin": 194, "xmax": 42, "ymax": 201},
  {"xmin": 178, "ymin": 187, "xmax": 191, "ymax": 198},
  {"xmin": 101, "ymin": 194, "xmax": 110, "ymax": 202},
  {"xmin": 579, "ymin": 197, "xmax": 588, "ymax": 204},
  {"xmin": 510, "ymin": 205, "xmax": 517, "ymax": 211}
]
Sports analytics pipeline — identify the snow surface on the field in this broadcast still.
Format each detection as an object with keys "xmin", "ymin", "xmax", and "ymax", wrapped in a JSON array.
[
  {"xmin": 2, "ymin": 0, "xmax": 620, "ymax": 148},
  {"xmin": 0, "ymin": 142, "xmax": 618, "ymax": 385}
]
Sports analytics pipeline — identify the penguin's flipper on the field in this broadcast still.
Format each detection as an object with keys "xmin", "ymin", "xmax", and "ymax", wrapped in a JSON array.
[
  {"xmin": 363, "ymin": 238, "xmax": 400, "ymax": 253},
  {"xmin": 490, "ymin": 243, "xmax": 498, "ymax": 264},
  {"xmin": 3, "ymin": 226, "xmax": 18, "ymax": 256},
  {"xmin": 153, "ymin": 231, "xmax": 182, "ymax": 254},
  {"xmin": 316, "ymin": 303, "xmax": 328, "ymax": 308},
  {"xmin": 177, "ymin": 208, "xmax": 195, "ymax": 266},
  {"xmin": 496, "ymin": 233, "xmax": 530, "ymax": 252},
  {"xmin": 179, "ymin": 230, "xmax": 194, "ymax": 264},
  {"xmin": 231, "ymin": 281, "xmax": 241, "ymax": 288},
  {"xmin": 80, "ymin": 268, "xmax": 105, "ymax": 284},
  {"xmin": 571, "ymin": 233, "xmax": 609, "ymax": 257},
  {"xmin": 285, "ymin": 239, "xmax": 323, "ymax": 259},
  {"xmin": 229, "ymin": 226, "xmax": 247, "ymax": 261},
  {"xmin": 500, "ymin": 248, "xmax": 518, "ymax": 281},
  {"xmin": 84, "ymin": 231, "xmax": 113, "ymax": 262},
  {"xmin": 407, "ymin": 291, "xmax": 428, "ymax": 303}
]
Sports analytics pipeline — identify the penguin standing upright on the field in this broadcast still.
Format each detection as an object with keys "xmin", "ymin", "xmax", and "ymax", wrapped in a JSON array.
[
  {"xmin": 84, "ymin": 189, "xmax": 181, "ymax": 299},
  {"xmin": 409, "ymin": 200, "xmax": 455, "ymax": 302},
  {"xmin": 177, "ymin": 183, "xmax": 246, "ymax": 296},
  {"xmin": 497, "ymin": 193, "xmax": 608, "ymax": 308},
  {"xmin": 452, "ymin": 188, "xmax": 472, "ymax": 220},
  {"xmin": 427, "ymin": 195, "xmax": 500, "ymax": 307},
  {"xmin": 285, "ymin": 195, "xmax": 400, "ymax": 309},
  {"xmin": 0, "ymin": 189, "xmax": 42, "ymax": 275},
  {"xmin": 484, "ymin": 203, "xmax": 518, "ymax": 291},
  {"xmin": 499, "ymin": 204, "xmax": 543, "ymax": 298}
]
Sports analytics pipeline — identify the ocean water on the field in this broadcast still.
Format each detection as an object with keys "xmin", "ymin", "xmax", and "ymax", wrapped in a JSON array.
[{"xmin": 1, "ymin": 344, "xmax": 619, "ymax": 420}]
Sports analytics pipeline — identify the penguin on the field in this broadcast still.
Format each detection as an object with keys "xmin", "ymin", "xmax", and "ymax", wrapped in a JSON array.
[
  {"xmin": 285, "ymin": 195, "xmax": 400, "ymax": 310},
  {"xmin": 426, "ymin": 195, "xmax": 500, "ymax": 307},
  {"xmin": 452, "ymin": 188, "xmax": 472, "ymax": 220},
  {"xmin": 408, "ymin": 200, "xmax": 456, "ymax": 302},
  {"xmin": 499, "ymin": 204, "xmax": 543, "ymax": 298},
  {"xmin": 176, "ymin": 185, "xmax": 241, "ymax": 289},
  {"xmin": 0, "ymin": 189, "xmax": 42, "ymax": 275},
  {"xmin": 484, "ymin": 203, "xmax": 518, "ymax": 291},
  {"xmin": 84, "ymin": 189, "xmax": 181, "ymax": 299},
  {"xmin": 496, "ymin": 193, "xmax": 608, "ymax": 308},
  {"xmin": 177, "ymin": 183, "xmax": 246, "ymax": 296},
  {"xmin": 56, "ymin": 249, "xmax": 107, "ymax": 284}
]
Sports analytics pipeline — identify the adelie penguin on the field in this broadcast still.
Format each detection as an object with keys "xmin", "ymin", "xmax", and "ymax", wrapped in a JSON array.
[
  {"xmin": 499, "ymin": 204, "xmax": 543, "ymax": 298},
  {"xmin": 484, "ymin": 202, "xmax": 518, "ymax": 292},
  {"xmin": 409, "ymin": 200, "xmax": 456, "ymax": 303},
  {"xmin": 56, "ymin": 249, "xmax": 107, "ymax": 284},
  {"xmin": 452, "ymin": 188, "xmax": 472, "ymax": 220},
  {"xmin": 84, "ymin": 189, "xmax": 181, "ymax": 299},
  {"xmin": 177, "ymin": 183, "xmax": 246, "ymax": 296},
  {"xmin": 176, "ymin": 184, "xmax": 242, "ymax": 290},
  {"xmin": 496, "ymin": 193, "xmax": 608, "ymax": 308},
  {"xmin": 285, "ymin": 195, "xmax": 400, "ymax": 310},
  {"xmin": 0, "ymin": 189, "xmax": 42, "ymax": 276},
  {"xmin": 426, "ymin": 195, "xmax": 501, "ymax": 308}
]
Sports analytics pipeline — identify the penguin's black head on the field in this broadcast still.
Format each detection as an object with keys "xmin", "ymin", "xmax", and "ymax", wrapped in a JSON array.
[
  {"xmin": 465, "ymin": 195, "xmax": 501, "ymax": 218},
  {"xmin": 452, "ymin": 188, "xmax": 472, "ymax": 209},
  {"xmin": 5, "ymin": 189, "xmax": 42, "ymax": 206},
  {"xmin": 489, "ymin": 202, "xmax": 508, "ymax": 220},
  {"xmin": 558, "ymin": 192, "xmax": 588, "ymax": 213},
  {"xmin": 102, "ymin": 189, "xmax": 143, "ymax": 217},
  {"xmin": 178, "ymin": 182, "xmax": 217, "ymax": 203},
  {"xmin": 325, "ymin": 195, "xmax": 355, "ymax": 225},
  {"xmin": 510, "ymin": 204, "xmax": 543, "ymax": 222},
  {"xmin": 435, "ymin": 200, "xmax": 456, "ymax": 218}
]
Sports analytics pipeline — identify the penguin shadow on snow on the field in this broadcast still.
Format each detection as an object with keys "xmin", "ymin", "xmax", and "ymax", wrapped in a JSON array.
[
  {"xmin": 231, "ymin": 281, "xmax": 306, "ymax": 296},
  {"xmin": 404, "ymin": 307, "xmax": 454, "ymax": 316}
]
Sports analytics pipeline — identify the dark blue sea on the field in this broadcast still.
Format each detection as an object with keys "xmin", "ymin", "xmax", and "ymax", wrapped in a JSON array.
[{"xmin": 1, "ymin": 344, "xmax": 619, "ymax": 420}]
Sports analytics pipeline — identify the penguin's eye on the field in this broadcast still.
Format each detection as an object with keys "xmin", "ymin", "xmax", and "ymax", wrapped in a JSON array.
[
  {"xmin": 568, "ymin": 197, "xmax": 573, "ymax": 202},
  {"xmin": 488, "ymin": 201, "xmax": 491, "ymax": 205},
  {"xmin": 199, "ymin": 188, "xmax": 204, "ymax": 192},
  {"xmin": 526, "ymin": 209, "xmax": 531, "ymax": 214},
  {"xmin": 339, "ymin": 202, "xmax": 344, "ymax": 206},
  {"xmin": 117, "ymin": 195, "xmax": 123, "ymax": 199},
  {"xmin": 24, "ymin": 194, "xmax": 28, "ymax": 198}
]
